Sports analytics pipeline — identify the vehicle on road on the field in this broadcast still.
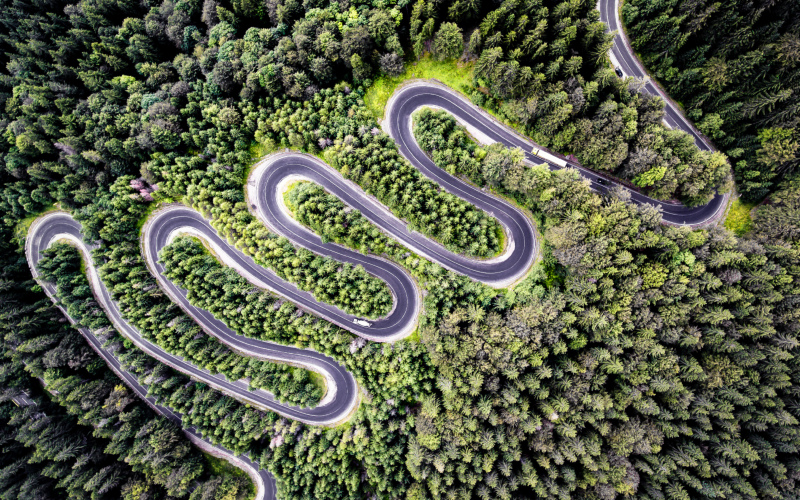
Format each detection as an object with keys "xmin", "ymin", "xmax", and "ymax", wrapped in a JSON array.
[
  {"xmin": 615, "ymin": 67, "xmax": 623, "ymax": 77},
  {"xmin": 596, "ymin": 177, "xmax": 609, "ymax": 186},
  {"xmin": 353, "ymin": 318, "xmax": 371, "ymax": 328}
]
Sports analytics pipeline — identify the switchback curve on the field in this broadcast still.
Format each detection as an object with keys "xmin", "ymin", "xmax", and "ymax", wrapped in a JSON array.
[
  {"xmin": 386, "ymin": 80, "xmax": 728, "ymax": 227},
  {"xmin": 144, "ymin": 204, "xmax": 418, "ymax": 343},
  {"xmin": 248, "ymin": 151, "xmax": 539, "ymax": 290},
  {"xmin": 25, "ymin": 212, "xmax": 276, "ymax": 500},
  {"xmin": 28, "ymin": 212, "xmax": 359, "ymax": 427}
]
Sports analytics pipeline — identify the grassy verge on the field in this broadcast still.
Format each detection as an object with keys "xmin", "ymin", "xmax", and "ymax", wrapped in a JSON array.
[
  {"xmin": 201, "ymin": 452, "xmax": 256, "ymax": 500},
  {"xmin": 135, "ymin": 187, "xmax": 184, "ymax": 235},
  {"xmin": 306, "ymin": 369, "xmax": 327, "ymax": 397},
  {"xmin": 14, "ymin": 203, "xmax": 60, "ymax": 244},
  {"xmin": 365, "ymin": 53, "xmax": 475, "ymax": 119},
  {"xmin": 249, "ymin": 139, "xmax": 278, "ymax": 161},
  {"xmin": 724, "ymin": 198, "xmax": 755, "ymax": 236}
]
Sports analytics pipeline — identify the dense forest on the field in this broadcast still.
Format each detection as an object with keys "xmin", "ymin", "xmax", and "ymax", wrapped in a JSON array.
[
  {"xmin": 0, "ymin": 0, "xmax": 798, "ymax": 498},
  {"xmin": 39, "ymin": 242, "xmax": 325, "ymax": 407},
  {"xmin": 0, "ymin": 248, "xmax": 253, "ymax": 498},
  {"xmin": 623, "ymin": 0, "xmax": 800, "ymax": 201},
  {"xmin": 410, "ymin": 109, "xmax": 800, "ymax": 499}
]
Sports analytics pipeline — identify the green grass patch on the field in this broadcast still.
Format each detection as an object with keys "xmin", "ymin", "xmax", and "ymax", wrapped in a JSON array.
[
  {"xmin": 14, "ymin": 204, "xmax": 60, "ymax": 244},
  {"xmin": 306, "ymin": 369, "xmax": 327, "ymax": 396},
  {"xmin": 133, "ymin": 188, "xmax": 184, "ymax": 236},
  {"xmin": 135, "ymin": 200, "xmax": 164, "ymax": 235},
  {"xmin": 249, "ymin": 139, "xmax": 278, "ymax": 160},
  {"xmin": 201, "ymin": 452, "xmax": 256, "ymax": 500},
  {"xmin": 203, "ymin": 452, "xmax": 248, "ymax": 478},
  {"xmin": 725, "ymin": 198, "xmax": 755, "ymax": 236},
  {"xmin": 79, "ymin": 249, "xmax": 87, "ymax": 275},
  {"xmin": 364, "ymin": 53, "xmax": 475, "ymax": 119}
]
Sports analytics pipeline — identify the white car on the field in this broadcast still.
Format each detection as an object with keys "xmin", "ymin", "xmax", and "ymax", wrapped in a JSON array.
[{"xmin": 353, "ymin": 318, "xmax": 371, "ymax": 328}]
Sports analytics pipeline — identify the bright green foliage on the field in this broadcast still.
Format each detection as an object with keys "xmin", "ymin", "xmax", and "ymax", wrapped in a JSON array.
[
  {"xmin": 724, "ymin": 199, "xmax": 755, "ymax": 237},
  {"xmin": 408, "ymin": 0, "xmax": 731, "ymax": 206},
  {"xmin": 414, "ymin": 107, "xmax": 526, "ymax": 187},
  {"xmin": 413, "ymin": 107, "xmax": 482, "ymax": 179},
  {"xmin": 39, "ymin": 242, "xmax": 323, "ymax": 407},
  {"xmin": 286, "ymin": 182, "xmax": 396, "ymax": 254},
  {"xmin": 405, "ymin": 127, "xmax": 800, "ymax": 500},
  {"xmin": 433, "ymin": 22, "xmax": 464, "ymax": 60},
  {"xmin": 624, "ymin": 0, "xmax": 800, "ymax": 200}
]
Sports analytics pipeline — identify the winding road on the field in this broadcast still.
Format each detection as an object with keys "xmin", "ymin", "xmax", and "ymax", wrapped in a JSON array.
[
  {"xmin": 596, "ymin": 0, "xmax": 727, "ymax": 225},
  {"xmin": 248, "ymin": 152, "xmax": 537, "ymax": 287},
  {"xmin": 387, "ymin": 81, "xmax": 727, "ymax": 227},
  {"xmin": 23, "ymin": 7, "xmax": 725, "ymax": 495},
  {"xmin": 28, "ymin": 212, "xmax": 359, "ymax": 426},
  {"xmin": 24, "ymin": 84, "xmax": 545, "ymax": 499},
  {"xmin": 25, "ymin": 213, "xmax": 275, "ymax": 500}
]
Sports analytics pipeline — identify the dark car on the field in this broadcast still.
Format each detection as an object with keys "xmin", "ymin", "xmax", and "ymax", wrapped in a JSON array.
[
  {"xmin": 596, "ymin": 177, "xmax": 609, "ymax": 186},
  {"xmin": 615, "ymin": 67, "xmax": 623, "ymax": 77}
]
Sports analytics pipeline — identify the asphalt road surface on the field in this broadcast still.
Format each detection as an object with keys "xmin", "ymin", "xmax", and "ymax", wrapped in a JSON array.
[
  {"xmin": 387, "ymin": 80, "xmax": 726, "ymax": 227},
  {"xmin": 596, "ymin": 0, "xmax": 727, "ymax": 225},
  {"xmin": 249, "ymin": 152, "xmax": 538, "ymax": 290},
  {"xmin": 25, "ymin": 213, "xmax": 276, "ymax": 500},
  {"xmin": 147, "ymin": 205, "xmax": 419, "ymax": 343}
]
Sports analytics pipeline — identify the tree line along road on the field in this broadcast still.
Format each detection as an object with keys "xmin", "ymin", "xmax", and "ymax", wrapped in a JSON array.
[{"xmin": 25, "ymin": 14, "xmax": 720, "ymax": 493}]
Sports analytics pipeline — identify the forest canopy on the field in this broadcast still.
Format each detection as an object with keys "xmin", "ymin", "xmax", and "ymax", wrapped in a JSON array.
[
  {"xmin": 0, "ymin": 0, "xmax": 798, "ymax": 499},
  {"xmin": 623, "ymin": 0, "xmax": 800, "ymax": 201}
]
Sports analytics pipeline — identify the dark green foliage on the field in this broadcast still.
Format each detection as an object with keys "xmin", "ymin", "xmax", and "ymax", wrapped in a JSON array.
[
  {"xmin": 0, "ymin": 398, "xmax": 144, "ymax": 499},
  {"xmin": 752, "ymin": 175, "xmax": 800, "ymax": 244},
  {"xmin": 283, "ymin": 180, "xmax": 498, "ymax": 328},
  {"xmin": 38, "ymin": 241, "xmax": 322, "ymax": 407},
  {"xmin": 286, "ymin": 181, "xmax": 397, "ymax": 254},
  {"xmin": 379, "ymin": 52, "xmax": 405, "ymax": 76},
  {"xmin": 624, "ymin": 0, "xmax": 800, "ymax": 200},
  {"xmin": 404, "ymin": 126, "xmax": 800, "ymax": 500},
  {"xmin": 411, "ymin": 0, "xmax": 731, "ymax": 206}
]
